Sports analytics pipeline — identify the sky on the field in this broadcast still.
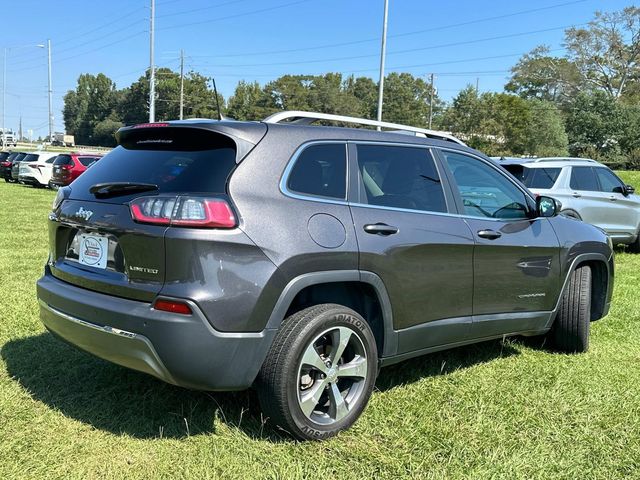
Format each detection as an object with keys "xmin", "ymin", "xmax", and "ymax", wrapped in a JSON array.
[{"xmin": 0, "ymin": 0, "xmax": 633, "ymax": 139}]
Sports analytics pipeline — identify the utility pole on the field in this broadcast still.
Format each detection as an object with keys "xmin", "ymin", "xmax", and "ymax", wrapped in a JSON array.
[
  {"xmin": 149, "ymin": 0, "xmax": 156, "ymax": 122},
  {"xmin": 428, "ymin": 73, "xmax": 435, "ymax": 129},
  {"xmin": 47, "ymin": 39, "xmax": 53, "ymax": 142},
  {"xmin": 476, "ymin": 77, "xmax": 479, "ymax": 94},
  {"xmin": 179, "ymin": 49, "xmax": 184, "ymax": 120},
  {"xmin": 2, "ymin": 48, "xmax": 6, "ymax": 146},
  {"xmin": 376, "ymin": 0, "xmax": 389, "ymax": 130}
]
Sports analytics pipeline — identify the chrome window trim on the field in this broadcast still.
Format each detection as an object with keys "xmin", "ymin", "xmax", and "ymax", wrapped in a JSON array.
[
  {"xmin": 279, "ymin": 140, "xmax": 349, "ymax": 204},
  {"xmin": 280, "ymin": 141, "xmax": 542, "ymax": 224}
]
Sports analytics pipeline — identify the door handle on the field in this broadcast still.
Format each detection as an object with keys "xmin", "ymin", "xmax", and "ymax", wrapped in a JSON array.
[
  {"xmin": 572, "ymin": 192, "xmax": 582, "ymax": 198},
  {"xmin": 364, "ymin": 223, "xmax": 399, "ymax": 236},
  {"xmin": 609, "ymin": 195, "xmax": 617, "ymax": 201},
  {"xmin": 477, "ymin": 229, "xmax": 502, "ymax": 240}
]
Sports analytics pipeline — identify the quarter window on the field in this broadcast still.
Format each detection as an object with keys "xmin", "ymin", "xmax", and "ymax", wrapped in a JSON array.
[
  {"xmin": 594, "ymin": 168, "xmax": 624, "ymax": 193},
  {"xmin": 287, "ymin": 144, "xmax": 347, "ymax": 200},
  {"xmin": 521, "ymin": 167, "xmax": 561, "ymax": 189},
  {"xmin": 442, "ymin": 151, "xmax": 530, "ymax": 220},
  {"xmin": 355, "ymin": 144, "xmax": 447, "ymax": 213},
  {"xmin": 570, "ymin": 167, "xmax": 598, "ymax": 191}
]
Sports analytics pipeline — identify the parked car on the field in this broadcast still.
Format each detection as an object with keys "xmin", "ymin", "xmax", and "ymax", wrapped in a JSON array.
[
  {"xmin": 501, "ymin": 157, "xmax": 640, "ymax": 251},
  {"xmin": 37, "ymin": 112, "xmax": 614, "ymax": 441},
  {"xmin": 4, "ymin": 151, "xmax": 27, "ymax": 182},
  {"xmin": 49, "ymin": 152, "xmax": 103, "ymax": 188},
  {"xmin": 17, "ymin": 152, "xmax": 59, "ymax": 187}
]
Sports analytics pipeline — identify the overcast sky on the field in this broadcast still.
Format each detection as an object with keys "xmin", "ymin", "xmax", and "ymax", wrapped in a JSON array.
[{"xmin": 0, "ymin": 0, "xmax": 632, "ymax": 138}]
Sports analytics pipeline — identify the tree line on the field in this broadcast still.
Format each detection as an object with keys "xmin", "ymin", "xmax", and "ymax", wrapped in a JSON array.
[{"xmin": 63, "ymin": 6, "xmax": 640, "ymax": 168}]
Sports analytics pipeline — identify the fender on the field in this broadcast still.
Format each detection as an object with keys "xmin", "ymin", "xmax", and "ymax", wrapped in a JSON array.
[
  {"xmin": 546, "ymin": 252, "xmax": 613, "ymax": 328},
  {"xmin": 264, "ymin": 270, "xmax": 398, "ymax": 357}
]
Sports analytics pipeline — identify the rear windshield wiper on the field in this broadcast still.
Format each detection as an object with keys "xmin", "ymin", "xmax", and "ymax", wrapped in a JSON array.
[{"xmin": 89, "ymin": 182, "xmax": 159, "ymax": 198}]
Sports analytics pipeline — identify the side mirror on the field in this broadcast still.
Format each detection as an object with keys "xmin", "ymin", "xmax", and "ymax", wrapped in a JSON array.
[
  {"xmin": 536, "ymin": 195, "xmax": 559, "ymax": 218},
  {"xmin": 625, "ymin": 185, "xmax": 635, "ymax": 195}
]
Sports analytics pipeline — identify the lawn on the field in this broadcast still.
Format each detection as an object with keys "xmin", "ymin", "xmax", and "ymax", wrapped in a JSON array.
[{"xmin": 1, "ymin": 173, "xmax": 640, "ymax": 479}]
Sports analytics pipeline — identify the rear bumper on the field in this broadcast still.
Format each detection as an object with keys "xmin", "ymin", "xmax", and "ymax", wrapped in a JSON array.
[{"xmin": 37, "ymin": 269, "xmax": 276, "ymax": 391}]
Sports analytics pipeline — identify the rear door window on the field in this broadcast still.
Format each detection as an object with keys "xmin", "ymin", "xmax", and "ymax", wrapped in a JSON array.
[
  {"xmin": 356, "ymin": 144, "xmax": 447, "ymax": 213},
  {"xmin": 70, "ymin": 128, "xmax": 237, "ymax": 201},
  {"xmin": 286, "ymin": 143, "xmax": 347, "ymax": 200},
  {"xmin": 521, "ymin": 167, "xmax": 561, "ymax": 189},
  {"xmin": 570, "ymin": 167, "xmax": 598, "ymax": 191},
  {"xmin": 594, "ymin": 168, "xmax": 624, "ymax": 193}
]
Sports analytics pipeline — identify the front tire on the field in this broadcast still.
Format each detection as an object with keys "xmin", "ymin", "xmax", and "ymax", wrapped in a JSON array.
[
  {"xmin": 257, "ymin": 304, "xmax": 378, "ymax": 440},
  {"xmin": 548, "ymin": 265, "xmax": 592, "ymax": 353}
]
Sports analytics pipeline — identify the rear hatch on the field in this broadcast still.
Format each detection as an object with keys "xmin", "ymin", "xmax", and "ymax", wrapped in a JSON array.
[
  {"xmin": 51, "ymin": 154, "xmax": 72, "ymax": 183},
  {"xmin": 49, "ymin": 123, "xmax": 266, "ymax": 302},
  {"xmin": 19, "ymin": 153, "xmax": 40, "ymax": 177}
]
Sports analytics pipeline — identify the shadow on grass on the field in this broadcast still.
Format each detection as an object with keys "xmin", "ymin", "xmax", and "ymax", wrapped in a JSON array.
[
  {"xmin": 2, "ymin": 332, "xmax": 520, "ymax": 440},
  {"xmin": 375, "ymin": 338, "xmax": 520, "ymax": 392}
]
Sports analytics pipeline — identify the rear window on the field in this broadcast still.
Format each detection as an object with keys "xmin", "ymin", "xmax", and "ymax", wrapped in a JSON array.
[
  {"xmin": 21, "ymin": 154, "xmax": 39, "ymax": 163},
  {"xmin": 286, "ymin": 143, "xmax": 347, "ymax": 199},
  {"xmin": 78, "ymin": 156, "xmax": 100, "ymax": 167},
  {"xmin": 70, "ymin": 128, "xmax": 236, "ymax": 200},
  {"xmin": 0, "ymin": 152, "xmax": 9, "ymax": 161},
  {"xmin": 54, "ymin": 155, "xmax": 73, "ymax": 166},
  {"xmin": 521, "ymin": 167, "xmax": 561, "ymax": 189}
]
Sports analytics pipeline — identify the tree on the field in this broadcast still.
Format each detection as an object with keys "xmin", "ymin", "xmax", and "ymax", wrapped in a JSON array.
[
  {"xmin": 92, "ymin": 117, "xmax": 123, "ymax": 147},
  {"xmin": 227, "ymin": 81, "xmax": 269, "ymax": 120},
  {"xmin": 62, "ymin": 73, "xmax": 118, "ymax": 145},
  {"xmin": 524, "ymin": 100, "xmax": 568, "ymax": 156},
  {"xmin": 506, "ymin": 46, "xmax": 583, "ymax": 103},
  {"xmin": 565, "ymin": 7, "xmax": 640, "ymax": 100},
  {"xmin": 380, "ymin": 72, "xmax": 441, "ymax": 127}
]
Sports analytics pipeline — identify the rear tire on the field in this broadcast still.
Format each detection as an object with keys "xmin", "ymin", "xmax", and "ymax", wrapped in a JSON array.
[
  {"xmin": 257, "ymin": 304, "xmax": 378, "ymax": 441},
  {"xmin": 548, "ymin": 265, "xmax": 591, "ymax": 353}
]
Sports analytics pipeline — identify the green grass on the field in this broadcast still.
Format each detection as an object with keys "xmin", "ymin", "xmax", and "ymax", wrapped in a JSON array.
[{"xmin": 1, "ymin": 175, "xmax": 640, "ymax": 479}]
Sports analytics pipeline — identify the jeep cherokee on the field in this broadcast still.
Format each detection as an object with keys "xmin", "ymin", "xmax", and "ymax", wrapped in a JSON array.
[{"xmin": 37, "ymin": 112, "xmax": 614, "ymax": 440}]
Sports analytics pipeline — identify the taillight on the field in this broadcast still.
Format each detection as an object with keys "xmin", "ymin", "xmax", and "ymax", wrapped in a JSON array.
[
  {"xmin": 61, "ymin": 164, "xmax": 72, "ymax": 170},
  {"xmin": 153, "ymin": 299, "xmax": 192, "ymax": 315},
  {"xmin": 0, "ymin": 161, "xmax": 10, "ymax": 167},
  {"xmin": 129, "ymin": 196, "xmax": 236, "ymax": 228}
]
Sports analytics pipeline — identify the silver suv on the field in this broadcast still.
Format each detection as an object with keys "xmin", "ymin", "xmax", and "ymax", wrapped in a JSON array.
[{"xmin": 502, "ymin": 157, "xmax": 640, "ymax": 251}]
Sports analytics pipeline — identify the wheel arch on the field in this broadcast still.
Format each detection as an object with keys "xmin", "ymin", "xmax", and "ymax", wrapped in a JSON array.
[
  {"xmin": 265, "ymin": 270, "xmax": 397, "ymax": 357},
  {"xmin": 551, "ymin": 253, "xmax": 612, "ymax": 325}
]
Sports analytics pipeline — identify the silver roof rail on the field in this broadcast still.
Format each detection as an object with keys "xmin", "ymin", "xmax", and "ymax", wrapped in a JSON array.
[
  {"xmin": 533, "ymin": 157, "xmax": 598, "ymax": 163},
  {"xmin": 263, "ymin": 110, "xmax": 466, "ymax": 146}
]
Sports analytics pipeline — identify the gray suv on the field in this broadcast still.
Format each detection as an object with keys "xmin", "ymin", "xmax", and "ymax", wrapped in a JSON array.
[{"xmin": 37, "ymin": 112, "xmax": 614, "ymax": 440}]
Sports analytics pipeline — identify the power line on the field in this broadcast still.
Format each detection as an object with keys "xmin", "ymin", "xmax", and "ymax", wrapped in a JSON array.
[
  {"xmin": 185, "ymin": 24, "xmax": 582, "ymax": 69},
  {"xmin": 157, "ymin": 0, "xmax": 316, "ymax": 31},
  {"xmin": 156, "ymin": 0, "xmax": 251, "ymax": 18},
  {"xmin": 187, "ymin": 0, "xmax": 586, "ymax": 59}
]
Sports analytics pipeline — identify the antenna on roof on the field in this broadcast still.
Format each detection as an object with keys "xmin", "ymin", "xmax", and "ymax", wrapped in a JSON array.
[{"xmin": 211, "ymin": 77, "xmax": 223, "ymax": 121}]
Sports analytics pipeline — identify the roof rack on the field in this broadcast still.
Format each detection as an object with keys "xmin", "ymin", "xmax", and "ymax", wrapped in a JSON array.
[
  {"xmin": 263, "ymin": 110, "xmax": 466, "ymax": 146},
  {"xmin": 533, "ymin": 157, "xmax": 598, "ymax": 163}
]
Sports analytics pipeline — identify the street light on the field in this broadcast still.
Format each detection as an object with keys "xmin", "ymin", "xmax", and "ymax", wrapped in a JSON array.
[{"xmin": 2, "ymin": 43, "xmax": 45, "ymax": 145}]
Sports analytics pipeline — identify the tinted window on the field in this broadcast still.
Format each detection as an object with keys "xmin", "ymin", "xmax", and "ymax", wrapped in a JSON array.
[
  {"xmin": 287, "ymin": 143, "xmax": 346, "ymax": 199},
  {"xmin": 21, "ymin": 154, "xmax": 39, "ymax": 163},
  {"xmin": 12, "ymin": 153, "xmax": 26, "ymax": 162},
  {"xmin": 0, "ymin": 152, "xmax": 9, "ymax": 161},
  {"xmin": 53, "ymin": 155, "xmax": 73, "ymax": 166},
  {"xmin": 521, "ymin": 167, "xmax": 561, "ymax": 189},
  {"xmin": 45, "ymin": 157, "xmax": 56, "ymax": 163},
  {"xmin": 356, "ymin": 145, "xmax": 446, "ymax": 213},
  {"xmin": 570, "ymin": 167, "xmax": 598, "ymax": 191},
  {"xmin": 70, "ymin": 129, "xmax": 236, "ymax": 201},
  {"xmin": 79, "ymin": 156, "xmax": 100, "ymax": 167},
  {"xmin": 594, "ymin": 168, "xmax": 623, "ymax": 193},
  {"xmin": 502, "ymin": 164, "xmax": 524, "ymax": 181},
  {"xmin": 443, "ymin": 151, "xmax": 530, "ymax": 219}
]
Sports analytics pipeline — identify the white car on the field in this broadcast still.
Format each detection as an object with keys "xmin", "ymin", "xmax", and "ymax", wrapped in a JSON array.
[
  {"xmin": 18, "ymin": 152, "xmax": 59, "ymax": 187},
  {"xmin": 501, "ymin": 157, "xmax": 640, "ymax": 251}
]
